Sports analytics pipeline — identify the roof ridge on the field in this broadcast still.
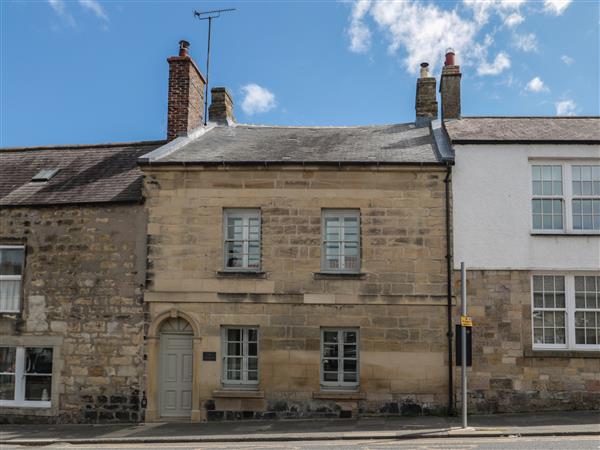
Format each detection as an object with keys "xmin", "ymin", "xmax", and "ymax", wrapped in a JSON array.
[
  {"xmin": 0, "ymin": 140, "xmax": 167, "ymax": 153},
  {"xmin": 228, "ymin": 123, "xmax": 411, "ymax": 129}
]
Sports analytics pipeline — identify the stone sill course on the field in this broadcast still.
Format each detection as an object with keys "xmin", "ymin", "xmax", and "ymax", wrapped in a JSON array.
[{"xmin": 212, "ymin": 389, "xmax": 265, "ymax": 399}]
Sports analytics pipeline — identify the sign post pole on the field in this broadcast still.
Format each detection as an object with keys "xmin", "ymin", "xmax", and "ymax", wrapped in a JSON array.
[{"xmin": 460, "ymin": 261, "xmax": 468, "ymax": 428}]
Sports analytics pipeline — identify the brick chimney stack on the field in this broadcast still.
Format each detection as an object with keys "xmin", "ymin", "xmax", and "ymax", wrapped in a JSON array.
[
  {"xmin": 439, "ymin": 48, "xmax": 461, "ymax": 120},
  {"xmin": 208, "ymin": 87, "xmax": 235, "ymax": 125},
  {"xmin": 415, "ymin": 62, "xmax": 438, "ymax": 127},
  {"xmin": 166, "ymin": 40, "xmax": 206, "ymax": 140}
]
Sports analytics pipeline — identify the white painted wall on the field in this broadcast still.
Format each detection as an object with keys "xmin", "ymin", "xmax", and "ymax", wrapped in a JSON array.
[{"xmin": 452, "ymin": 144, "xmax": 600, "ymax": 270}]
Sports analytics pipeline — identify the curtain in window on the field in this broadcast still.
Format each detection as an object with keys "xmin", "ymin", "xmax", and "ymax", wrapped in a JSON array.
[{"xmin": 0, "ymin": 280, "xmax": 20, "ymax": 312}]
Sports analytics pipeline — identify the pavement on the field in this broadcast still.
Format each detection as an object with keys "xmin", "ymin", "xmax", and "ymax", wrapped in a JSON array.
[{"xmin": 1, "ymin": 410, "xmax": 598, "ymax": 446}]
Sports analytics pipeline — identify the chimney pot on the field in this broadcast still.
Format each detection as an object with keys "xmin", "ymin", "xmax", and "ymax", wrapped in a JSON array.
[
  {"xmin": 420, "ymin": 62, "xmax": 430, "ymax": 78},
  {"xmin": 444, "ymin": 48, "xmax": 456, "ymax": 66},
  {"xmin": 179, "ymin": 40, "xmax": 190, "ymax": 57},
  {"xmin": 440, "ymin": 48, "xmax": 461, "ymax": 120}
]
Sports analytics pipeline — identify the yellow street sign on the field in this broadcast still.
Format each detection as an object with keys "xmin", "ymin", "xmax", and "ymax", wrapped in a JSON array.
[{"xmin": 460, "ymin": 315, "xmax": 473, "ymax": 327}]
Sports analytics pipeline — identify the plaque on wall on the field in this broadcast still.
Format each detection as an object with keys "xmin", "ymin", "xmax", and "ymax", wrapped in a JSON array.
[{"xmin": 203, "ymin": 352, "xmax": 217, "ymax": 361}]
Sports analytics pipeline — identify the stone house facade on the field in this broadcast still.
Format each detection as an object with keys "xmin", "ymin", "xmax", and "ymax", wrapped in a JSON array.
[
  {"xmin": 138, "ymin": 45, "xmax": 454, "ymax": 421},
  {"xmin": 0, "ymin": 142, "xmax": 161, "ymax": 423},
  {"xmin": 446, "ymin": 114, "xmax": 600, "ymax": 412}
]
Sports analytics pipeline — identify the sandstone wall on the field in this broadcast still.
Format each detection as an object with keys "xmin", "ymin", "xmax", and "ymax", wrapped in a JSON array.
[
  {"xmin": 456, "ymin": 270, "xmax": 600, "ymax": 413},
  {"xmin": 0, "ymin": 204, "xmax": 146, "ymax": 423},
  {"xmin": 143, "ymin": 166, "xmax": 451, "ymax": 419}
]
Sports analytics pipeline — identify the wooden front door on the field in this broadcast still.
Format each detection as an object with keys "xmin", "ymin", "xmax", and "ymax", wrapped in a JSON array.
[{"xmin": 159, "ymin": 333, "xmax": 193, "ymax": 418}]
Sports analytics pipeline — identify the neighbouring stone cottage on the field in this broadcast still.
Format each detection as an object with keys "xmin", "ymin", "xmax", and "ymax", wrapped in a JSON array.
[
  {"xmin": 139, "ymin": 42, "xmax": 454, "ymax": 422},
  {"xmin": 0, "ymin": 142, "xmax": 161, "ymax": 423}
]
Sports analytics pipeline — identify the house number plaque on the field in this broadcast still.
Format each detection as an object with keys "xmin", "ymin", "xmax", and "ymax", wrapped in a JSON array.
[{"xmin": 202, "ymin": 352, "xmax": 217, "ymax": 361}]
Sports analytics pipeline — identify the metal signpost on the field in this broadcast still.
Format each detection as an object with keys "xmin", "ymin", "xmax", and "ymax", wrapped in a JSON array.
[
  {"xmin": 460, "ymin": 261, "xmax": 468, "ymax": 428},
  {"xmin": 193, "ymin": 8, "xmax": 236, "ymax": 125}
]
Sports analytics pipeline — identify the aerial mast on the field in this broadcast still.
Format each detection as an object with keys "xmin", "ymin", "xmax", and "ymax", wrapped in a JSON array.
[{"xmin": 193, "ymin": 8, "xmax": 236, "ymax": 125}]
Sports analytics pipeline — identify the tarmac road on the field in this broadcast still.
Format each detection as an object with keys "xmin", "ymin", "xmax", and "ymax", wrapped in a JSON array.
[{"xmin": 4, "ymin": 435, "xmax": 600, "ymax": 450}]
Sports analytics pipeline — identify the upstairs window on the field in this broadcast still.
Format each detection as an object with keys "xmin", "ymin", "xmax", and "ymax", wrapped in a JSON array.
[
  {"xmin": 0, "ymin": 246, "xmax": 25, "ymax": 313},
  {"xmin": 223, "ymin": 210, "xmax": 261, "ymax": 271},
  {"xmin": 531, "ymin": 165, "xmax": 563, "ymax": 231},
  {"xmin": 321, "ymin": 210, "xmax": 360, "ymax": 273},
  {"xmin": 572, "ymin": 166, "xmax": 600, "ymax": 230},
  {"xmin": 531, "ymin": 163, "xmax": 600, "ymax": 233}
]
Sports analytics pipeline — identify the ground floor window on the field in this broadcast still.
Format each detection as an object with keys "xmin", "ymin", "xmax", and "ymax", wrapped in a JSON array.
[
  {"xmin": 321, "ymin": 328, "xmax": 359, "ymax": 388},
  {"xmin": 532, "ymin": 274, "xmax": 600, "ymax": 350},
  {"xmin": 221, "ymin": 327, "xmax": 258, "ymax": 386},
  {"xmin": 0, "ymin": 346, "xmax": 53, "ymax": 407}
]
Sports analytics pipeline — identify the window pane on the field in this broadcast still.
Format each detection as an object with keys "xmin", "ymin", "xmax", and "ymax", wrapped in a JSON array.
[
  {"xmin": 555, "ymin": 328, "xmax": 566, "ymax": 344},
  {"xmin": 247, "ymin": 329, "xmax": 258, "ymax": 342},
  {"xmin": 534, "ymin": 328, "xmax": 543, "ymax": 344},
  {"xmin": 533, "ymin": 276, "xmax": 543, "ymax": 292},
  {"xmin": 575, "ymin": 328, "xmax": 585, "ymax": 344},
  {"xmin": 343, "ymin": 360, "xmax": 357, "ymax": 372},
  {"xmin": 227, "ymin": 370, "xmax": 241, "ymax": 381},
  {"xmin": 532, "ymin": 166, "xmax": 541, "ymax": 181},
  {"xmin": 343, "ymin": 345, "xmax": 357, "ymax": 358},
  {"xmin": 227, "ymin": 328, "xmax": 241, "ymax": 342},
  {"xmin": 0, "ymin": 374, "xmax": 15, "ymax": 401},
  {"xmin": 344, "ymin": 331, "xmax": 357, "ymax": 344},
  {"xmin": 323, "ymin": 359, "xmax": 338, "ymax": 372},
  {"xmin": 555, "ymin": 293, "xmax": 565, "ymax": 308},
  {"xmin": 226, "ymin": 357, "xmax": 241, "ymax": 371},
  {"xmin": 227, "ymin": 343, "xmax": 242, "ymax": 356},
  {"xmin": 323, "ymin": 331, "xmax": 338, "ymax": 343},
  {"xmin": 323, "ymin": 372, "xmax": 338, "ymax": 382},
  {"xmin": 24, "ymin": 375, "xmax": 52, "ymax": 401},
  {"xmin": 248, "ymin": 358, "xmax": 258, "ymax": 371},
  {"xmin": 25, "ymin": 348, "xmax": 52, "ymax": 374},
  {"xmin": 323, "ymin": 344, "xmax": 338, "ymax": 358},
  {"xmin": 544, "ymin": 329, "xmax": 555, "ymax": 344},
  {"xmin": 343, "ymin": 373, "xmax": 357, "ymax": 383},
  {"xmin": 533, "ymin": 311, "xmax": 543, "ymax": 327},
  {"xmin": 247, "ymin": 371, "xmax": 258, "ymax": 381},
  {"xmin": 0, "ymin": 249, "xmax": 24, "ymax": 276},
  {"xmin": 0, "ymin": 347, "xmax": 16, "ymax": 373},
  {"xmin": 248, "ymin": 343, "xmax": 258, "ymax": 357}
]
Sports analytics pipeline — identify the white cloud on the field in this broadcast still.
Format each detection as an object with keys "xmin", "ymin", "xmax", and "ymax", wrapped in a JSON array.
[
  {"xmin": 348, "ymin": 0, "xmax": 372, "ymax": 53},
  {"xmin": 356, "ymin": 1, "xmax": 479, "ymax": 74},
  {"xmin": 544, "ymin": 0, "xmax": 572, "ymax": 15},
  {"xmin": 240, "ymin": 84, "xmax": 276, "ymax": 115},
  {"xmin": 477, "ymin": 52, "xmax": 511, "ymax": 76},
  {"xmin": 48, "ymin": 0, "xmax": 75, "ymax": 26},
  {"xmin": 463, "ymin": 0, "xmax": 525, "ymax": 26},
  {"xmin": 561, "ymin": 54, "xmax": 574, "ymax": 65},
  {"xmin": 79, "ymin": 0, "xmax": 108, "ymax": 22},
  {"xmin": 555, "ymin": 99, "xmax": 577, "ymax": 115},
  {"xmin": 513, "ymin": 32, "xmax": 538, "ymax": 52},
  {"xmin": 504, "ymin": 12, "xmax": 524, "ymax": 27},
  {"xmin": 525, "ymin": 76, "xmax": 549, "ymax": 93}
]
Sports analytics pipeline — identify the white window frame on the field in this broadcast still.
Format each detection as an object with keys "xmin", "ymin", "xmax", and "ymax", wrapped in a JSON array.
[
  {"xmin": 0, "ymin": 245, "xmax": 25, "ymax": 313},
  {"xmin": 320, "ymin": 328, "xmax": 360, "ymax": 389},
  {"xmin": 571, "ymin": 165, "xmax": 600, "ymax": 231},
  {"xmin": 221, "ymin": 326, "xmax": 259, "ymax": 387},
  {"xmin": 531, "ymin": 274, "xmax": 600, "ymax": 351},
  {"xmin": 223, "ymin": 209, "xmax": 261, "ymax": 271},
  {"xmin": 321, "ymin": 210, "xmax": 361, "ymax": 273},
  {"xmin": 530, "ymin": 164, "xmax": 565, "ymax": 233},
  {"xmin": 0, "ymin": 346, "xmax": 53, "ymax": 408},
  {"xmin": 530, "ymin": 160, "xmax": 600, "ymax": 235}
]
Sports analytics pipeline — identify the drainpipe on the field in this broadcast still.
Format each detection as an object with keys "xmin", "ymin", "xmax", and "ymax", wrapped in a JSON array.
[{"xmin": 444, "ymin": 162, "xmax": 454, "ymax": 414}]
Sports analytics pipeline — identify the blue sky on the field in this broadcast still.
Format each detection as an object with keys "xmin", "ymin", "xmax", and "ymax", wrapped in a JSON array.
[{"xmin": 1, "ymin": 0, "xmax": 598, "ymax": 147}]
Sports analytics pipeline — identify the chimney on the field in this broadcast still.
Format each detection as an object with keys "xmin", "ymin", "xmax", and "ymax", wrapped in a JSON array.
[
  {"xmin": 208, "ymin": 87, "xmax": 235, "ymax": 125},
  {"xmin": 166, "ymin": 40, "xmax": 206, "ymax": 140},
  {"xmin": 439, "ymin": 48, "xmax": 461, "ymax": 120},
  {"xmin": 415, "ymin": 62, "xmax": 438, "ymax": 127}
]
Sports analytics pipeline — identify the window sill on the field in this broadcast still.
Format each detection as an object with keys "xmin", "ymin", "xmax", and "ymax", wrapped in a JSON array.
[
  {"xmin": 0, "ymin": 401, "xmax": 51, "ymax": 409},
  {"xmin": 531, "ymin": 232, "xmax": 600, "ymax": 237},
  {"xmin": 216, "ymin": 271, "xmax": 267, "ymax": 279},
  {"xmin": 525, "ymin": 349, "xmax": 600, "ymax": 358},
  {"xmin": 313, "ymin": 391, "xmax": 365, "ymax": 401},
  {"xmin": 212, "ymin": 389, "xmax": 264, "ymax": 399},
  {"xmin": 313, "ymin": 272, "xmax": 366, "ymax": 280}
]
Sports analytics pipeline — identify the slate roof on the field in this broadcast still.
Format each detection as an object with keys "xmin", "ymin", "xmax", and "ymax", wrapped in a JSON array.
[
  {"xmin": 140, "ymin": 123, "xmax": 443, "ymax": 165},
  {"xmin": 0, "ymin": 141, "xmax": 163, "ymax": 206},
  {"xmin": 445, "ymin": 117, "xmax": 600, "ymax": 144}
]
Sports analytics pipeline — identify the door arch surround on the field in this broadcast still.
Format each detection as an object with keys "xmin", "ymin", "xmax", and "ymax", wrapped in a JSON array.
[{"xmin": 146, "ymin": 310, "xmax": 202, "ymax": 422}]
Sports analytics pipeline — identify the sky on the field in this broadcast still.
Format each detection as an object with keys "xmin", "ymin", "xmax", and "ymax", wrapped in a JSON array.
[{"xmin": 1, "ymin": 0, "xmax": 599, "ymax": 147}]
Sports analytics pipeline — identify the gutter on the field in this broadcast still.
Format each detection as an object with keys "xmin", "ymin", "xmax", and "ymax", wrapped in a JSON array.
[{"xmin": 137, "ymin": 160, "xmax": 446, "ymax": 168}]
